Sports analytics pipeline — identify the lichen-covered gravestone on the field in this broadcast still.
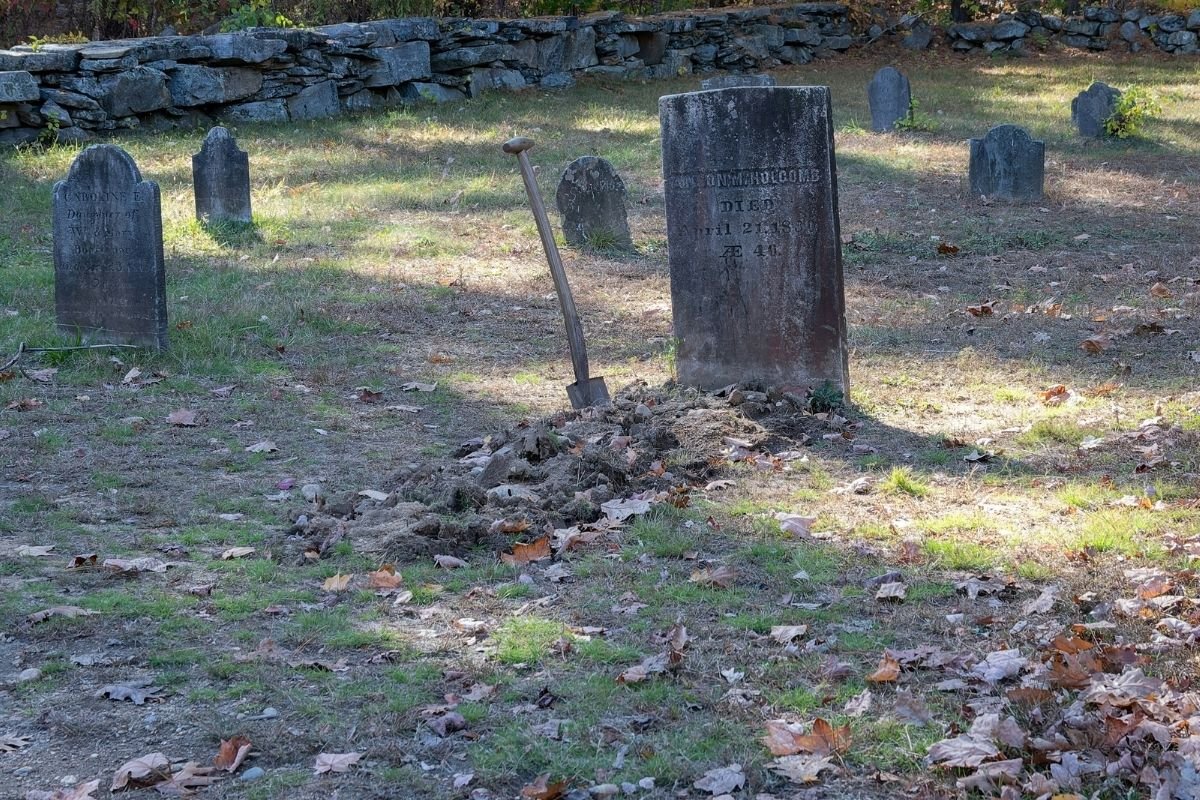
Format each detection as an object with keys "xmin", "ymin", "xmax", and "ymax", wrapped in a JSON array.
[
  {"xmin": 700, "ymin": 73, "xmax": 777, "ymax": 90},
  {"xmin": 659, "ymin": 86, "xmax": 849, "ymax": 392},
  {"xmin": 867, "ymin": 66, "xmax": 911, "ymax": 132},
  {"xmin": 968, "ymin": 124, "xmax": 1045, "ymax": 202},
  {"xmin": 1072, "ymin": 81, "xmax": 1120, "ymax": 138},
  {"xmin": 555, "ymin": 156, "xmax": 632, "ymax": 250},
  {"xmin": 193, "ymin": 126, "xmax": 252, "ymax": 224},
  {"xmin": 53, "ymin": 144, "xmax": 167, "ymax": 350}
]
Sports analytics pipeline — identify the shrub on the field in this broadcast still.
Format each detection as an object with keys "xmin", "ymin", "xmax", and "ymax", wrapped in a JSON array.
[{"xmin": 1105, "ymin": 86, "xmax": 1162, "ymax": 139}]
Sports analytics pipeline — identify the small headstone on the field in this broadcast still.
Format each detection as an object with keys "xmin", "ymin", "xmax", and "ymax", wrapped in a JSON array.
[
  {"xmin": 555, "ymin": 156, "xmax": 632, "ymax": 250},
  {"xmin": 699, "ymin": 73, "xmax": 777, "ymax": 90},
  {"xmin": 53, "ymin": 144, "xmax": 167, "ymax": 350},
  {"xmin": 192, "ymin": 126, "xmax": 252, "ymax": 224},
  {"xmin": 659, "ymin": 86, "xmax": 848, "ymax": 392},
  {"xmin": 867, "ymin": 66, "xmax": 911, "ymax": 132},
  {"xmin": 968, "ymin": 124, "xmax": 1045, "ymax": 202},
  {"xmin": 1071, "ymin": 81, "xmax": 1120, "ymax": 138}
]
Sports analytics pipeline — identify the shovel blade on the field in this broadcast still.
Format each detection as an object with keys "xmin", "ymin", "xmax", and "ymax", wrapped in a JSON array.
[{"xmin": 566, "ymin": 377, "xmax": 610, "ymax": 409}]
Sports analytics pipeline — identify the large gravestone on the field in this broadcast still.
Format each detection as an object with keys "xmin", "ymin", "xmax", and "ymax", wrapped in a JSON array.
[
  {"xmin": 53, "ymin": 145, "xmax": 167, "ymax": 350},
  {"xmin": 193, "ymin": 126, "xmax": 252, "ymax": 224},
  {"xmin": 555, "ymin": 156, "xmax": 632, "ymax": 250},
  {"xmin": 700, "ymin": 73, "xmax": 776, "ymax": 90},
  {"xmin": 1072, "ymin": 81, "xmax": 1120, "ymax": 138},
  {"xmin": 867, "ymin": 66, "xmax": 911, "ymax": 132},
  {"xmin": 659, "ymin": 86, "xmax": 848, "ymax": 392},
  {"xmin": 968, "ymin": 124, "xmax": 1045, "ymax": 202}
]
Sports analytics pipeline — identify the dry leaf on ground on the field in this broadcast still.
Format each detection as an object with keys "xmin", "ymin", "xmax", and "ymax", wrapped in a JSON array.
[
  {"xmin": 245, "ymin": 440, "xmax": 277, "ymax": 453},
  {"xmin": 28, "ymin": 606, "xmax": 98, "ymax": 624},
  {"xmin": 769, "ymin": 754, "xmax": 837, "ymax": 785},
  {"xmin": 322, "ymin": 573, "xmax": 352, "ymax": 592},
  {"xmin": 103, "ymin": 557, "xmax": 170, "ymax": 575},
  {"xmin": 96, "ymin": 680, "xmax": 166, "ymax": 705},
  {"xmin": 23, "ymin": 779, "xmax": 101, "ymax": 800},
  {"xmin": 166, "ymin": 409, "xmax": 198, "ymax": 427},
  {"xmin": 154, "ymin": 762, "xmax": 215, "ymax": 796},
  {"xmin": 434, "ymin": 554, "xmax": 467, "ymax": 569},
  {"xmin": 501, "ymin": 535, "xmax": 552, "ymax": 565},
  {"xmin": 600, "ymin": 497, "xmax": 652, "ymax": 521},
  {"xmin": 693, "ymin": 764, "xmax": 745, "ymax": 794},
  {"xmin": 112, "ymin": 752, "xmax": 171, "ymax": 790},
  {"xmin": 220, "ymin": 547, "xmax": 255, "ymax": 560},
  {"xmin": 875, "ymin": 581, "xmax": 907, "ymax": 601},
  {"xmin": 519, "ymin": 773, "xmax": 567, "ymax": 800},
  {"xmin": 16, "ymin": 545, "xmax": 54, "ymax": 557},
  {"xmin": 214, "ymin": 735, "xmax": 252, "ymax": 772},
  {"xmin": 313, "ymin": 752, "xmax": 361, "ymax": 774},
  {"xmin": 769, "ymin": 624, "xmax": 808, "ymax": 643},
  {"xmin": 926, "ymin": 735, "xmax": 1000, "ymax": 768},
  {"xmin": 367, "ymin": 565, "xmax": 403, "ymax": 590},
  {"xmin": 971, "ymin": 649, "xmax": 1028, "ymax": 684},
  {"xmin": 762, "ymin": 719, "xmax": 851, "ymax": 757},
  {"xmin": 1, "ymin": 734, "xmax": 31, "ymax": 751},
  {"xmin": 617, "ymin": 652, "xmax": 673, "ymax": 684},
  {"xmin": 866, "ymin": 654, "xmax": 901, "ymax": 683},
  {"xmin": 689, "ymin": 564, "xmax": 737, "ymax": 588},
  {"xmin": 775, "ymin": 513, "xmax": 817, "ymax": 537}
]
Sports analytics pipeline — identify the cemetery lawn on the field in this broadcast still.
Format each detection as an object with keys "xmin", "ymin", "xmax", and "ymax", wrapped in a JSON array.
[{"xmin": 2, "ymin": 49, "xmax": 1200, "ymax": 799}]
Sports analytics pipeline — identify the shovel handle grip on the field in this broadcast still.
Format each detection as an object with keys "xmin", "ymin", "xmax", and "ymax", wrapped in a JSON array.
[{"xmin": 502, "ymin": 136, "xmax": 535, "ymax": 154}]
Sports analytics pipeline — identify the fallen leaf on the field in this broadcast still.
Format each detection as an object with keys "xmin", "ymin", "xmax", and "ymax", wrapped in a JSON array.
[
  {"xmin": 520, "ymin": 773, "xmax": 567, "ymax": 800},
  {"xmin": 96, "ymin": 679, "xmax": 166, "ymax": 705},
  {"xmin": 213, "ymin": 735, "xmax": 253, "ymax": 773},
  {"xmin": 617, "ymin": 652, "xmax": 672, "ymax": 684},
  {"xmin": 844, "ymin": 688, "xmax": 873, "ymax": 718},
  {"xmin": 875, "ymin": 581, "xmax": 907, "ymax": 601},
  {"xmin": 1150, "ymin": 281, "xmax": 1173, "ymax": 299},
  {"xmin": 433, "ymin": 554, "xmax": 467, "ymax": 569},
  {"xmin": 322, "ymin": 573, "xmax": 352, "ymax": 592},
  {"xmin": 600, "ymin": 497, "xmax": 652, "ymax": 522},
  {"xmin": 501, "ymin": 536, "xmax": 552, "ymax": 566},
  {"xmin": 401, "ymin": 381, "xmax": 437, "ymax": 393},
  {"xmin": 689, "ymin": 564, "xmax": 737, "ymax": 588},
  {"xmin": 1022, "ymin": 586, "xmax": 1057, "ymax": 615},
  {"xmin": 103, "ymin": 557, "xmax": 170, "ymax": 575},
  {"xmin": 220, "ymin": 547, "xmax": 255, "ymax": 560},
  {"xmin": 693, "ymin": 763, "xmax": 745, "ymax": 795},
  {"xmin": 926, "ymin": 734, "xmax": 1000, "ymax": 768},
  {"xmin": 16, "ymin": 545, "xmax": 54, "ymax": 557},
  {"xmin": 356, "ymin": 387, "xmax": 383, "ymax": 403},
  {"xmin": 23, "ymin": 778, "xmax": 100, "ymax": 800},
  {"xmin": 866, "ymin": 654, "xmax": 901, "ymax": 683},
  {"xmin": 428, "ymin": 711, "xmax": 467, "ymax": 737},
  {"xmin": 1, "ymin": 734, "xmax": 31, "ymax": 752},
  {"xmin": 28, "ymin": 605, "xmax": 98, "ymax": 624},
  {"xmin": 313, "ymin": 752, "xmax": 361, "ymax": 774},
  {"xmin": 966, "ymin": 300, "xmax": 995, "ymax": 316},
  {"xmin": 769, "ymin": 624, "xmax": 808, "ymax": 644},
  {"xmin": 357, "ymin": 489, "xmax": 389, "ymax": 501},
  {"xmin": 367, "ymin": 564, "xmax": 403, "ymax": 590},
  {"xmin": 112, "ymin": 752, "xmax": 171, "ymax": 790},
  {"xmin": 762, "ymin": 718, "xmax": 851, "ymax": 757},
  {"xmin": 769, "ymin": 754, "xmax": 836, "ymax": 784},
  {"xmin": 937, "ymin": 242, "xmax": 960, "ymax": 255},
  {"xmin": 1080, "ymin": 335, "xmax": 1111, "ymax": 354},
  {"xmin": 166, "ymin": 409, "xmax": 198, "ymax": 427},
  {"xmin": 971, "ymin": 649, "xmax": 1027, "ymax": 684},
  {"xmin": 245, "ymin": 440, "xmax": 277, "ymax": 453},
  {"xmin": 893, "ymin": 689, "xmax": 934, "ymax": 725},
  {"xmin": 776, "ymin": 513, "xmax": 817, "ymax": 537},
  {"xmin": 154, "ymin": 762, "xmax": 216, "ymax": 796},
  {"xmin": 25, "ymin": 367, "xmax": 57, "ymax": 383}
]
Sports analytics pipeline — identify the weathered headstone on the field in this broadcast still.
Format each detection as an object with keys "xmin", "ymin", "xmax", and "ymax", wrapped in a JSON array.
[
  {"xmin": 192, "ymin": 126, "xmax": 252, "ymax": 224},
  {"xmin": 555, "ymin": 156, "xmax": 632, "ymax": 250},
  {"xmin": 53, "ymin": 144, "xmax": 167, "ymax": 350},
  {"xmin": 1071, "ymin": 81, "xmax": 1120, "ymax": 138},
  {"xmin": 659, "ymin": 86, "xmax": 848, "ymax": 392},
  {"xmin": 867, "ymin": 66, "xmax": 911, "ymax": 132},
  {"xmin": 699, "ymin": 73, "xmax": 776, "ymax": 90},
  {"xmin": 968, "ymin": 124, "xmax": 1045, "ymax": 202}
]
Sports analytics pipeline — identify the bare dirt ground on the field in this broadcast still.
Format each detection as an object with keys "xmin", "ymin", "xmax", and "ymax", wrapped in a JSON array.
[{"xmin": 1, "ymin": 45, "xmax": 1199, "ymax": 800}]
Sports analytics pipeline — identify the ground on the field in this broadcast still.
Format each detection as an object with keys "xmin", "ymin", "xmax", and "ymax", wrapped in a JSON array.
[{"xmin": 1, "ymin": 44, "xmax": 1200, "ymax": 800}]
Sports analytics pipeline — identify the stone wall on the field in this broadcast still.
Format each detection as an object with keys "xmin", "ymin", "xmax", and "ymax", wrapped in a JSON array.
[
  {"xmin": 944, "ymin": 7, "xmax": 1200, "ymax": 55},
  {"xmin": 0, "ymin": 3, "xmax": 852, "ymax": 145}
]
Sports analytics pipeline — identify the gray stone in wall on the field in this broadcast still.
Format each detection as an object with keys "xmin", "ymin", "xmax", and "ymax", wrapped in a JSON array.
[
  {"xmin": 820, "ymin": 35, "xmax": 853, "ymax": 50},
  {"xmin": 515, "ymin": 36, "xmax": 566, "ymax": 73},
  {"xmin": 431, "ymin": 44, "xmax": 516, "ymax": 71},
  {"xmin": 0, "ymin": 71, "xmax": 39, "ymax": 103},
  {"xmin": 637, "ymin": 32, "xmax": 670, "ymax": 65},
  {"xmin": 1168, "ymin": 30, "xmax": 1198, "ymax": 46},
  {"xmin": 0, "ymin": 48, "xmax": 80, "ymax": 72},
  {"xmin": 950, "ymin": 23, "xmax": 992, "ymax": 41},
  {"xmin": 201, "ymin": 34, "xmax": 289, "ymax": 66},
  {"xmin": 540, "ymin": 72, "xmax": 576, "ymax": 89},
  {"xmin": 288, "ymin": 80, "xmax": 339, "ymax": 120},
  {"xmin": 1071, "ymin": 81, "xmax": 1119, "ymax": 138},
  {"xmin": 0, "ymin": 106, "xmax": 20, "ymax": 128},
  {"xmin": 779, "ymin": 45, "xmax": 814, "ymax": 63},
  {"xmin": 1158, "ymin": 14, "xmax": 1186, "ymax": 32},
  {"xmin": 867, "ymin": 66, "xmax": 910, "ymax": 132},
  {"xmin": 1188, "ymin": 9, "xmax": 1200, "ymax": 29},
  {"xmin": 1120, "ymin": 21, "xmax": 1141, "ymax": 41},
  {"xmin": 193, "ymin": 126, "xmax": 252, "ymax": 224},
  {"xmin": 341, "ymin": 89, "xmax": 376, "ymax": 112},
  {"xmin": 80, "ymin": 55, "xmax": 138, "ymax": 72},
  {"xmin": 785, "ymin": 26, "xmax": 823, "ymax": 45},
  {"xmin": 41, "ymin": 100, "xmax": 72, "ymax": 127},
  {"xmin": 377, "ymin": 18, "xmax": 440, "ymax": 41},
  {"xmin": 902, "ymin": 23, "xmax": 933, "ymax": 50},
  {"xmin": 968, "ymin": 124, "xmax": 1044, "ymax": 202},
  {"xmin": 467, "ymin": 68, "xmax": 526, "ymax": 97},
  {"xmin": 399, "ymin": 82, "xmax": 466, "ymax": 104},
  {"xmin": 222, "ymin": 98, "xmax": 288, "ymax": 124},
  {"xmin": 169, "ymin": 65, "xmax": 263, "ymax": 107},
  {"xmin": 362, "ymin": 42, "xmax": 432, "ymax": 87},
  {"xmin": 82, "ymin": 67, "xmax": 172, "ymax": 118},
  {"xmin": 992, "ymin": 20, "xmax": 1030, "ymax": 40},
  {"xmin": 0, "ymin": 127, "xmax": 39, "ymax": 144},
  {"xmin": 700, "ymin": 73, "xmax": 776, "ymax": 89}
]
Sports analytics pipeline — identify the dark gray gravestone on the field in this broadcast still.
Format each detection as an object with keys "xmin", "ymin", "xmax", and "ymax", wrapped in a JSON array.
[
  {"xmin": 555, "ymin": 156, "xmax": 632, "ymax": 250},
  {"xmin": 968, "ymin": 125, "xmax": 1045, "ymax": 202},
  {"xmin": 659, "ymin": 86, "xmax": 848, "ymax": 392},
  {"xmin": 53, "ymin": 145, "xmax": 167, "ymax": 350},
  {"xmin": 1071, "ymin": 81, "xmax": 1120, "ymax": 138},
  {"xmin": 867, "ymin": 66, "xmax": 911, "ymax": 132},
  {"xmin": 699, "ymin": 73, "xmax": 776, "ymax": 90},
  {"xmin": 193, "ymin": 126, "xmax": 252, "ymax": 224}
]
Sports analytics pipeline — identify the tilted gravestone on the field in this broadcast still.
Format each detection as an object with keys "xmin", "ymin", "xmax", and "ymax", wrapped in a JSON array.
[
  {"xmin": 659, "ymin": 86, "xmax": 849, "ymax": 392},
  {"xmin": 1072, "ymin": 81, "xmax": 1120, "ymax": 138},
  {"xmin": 555, "ymin": 156, "xmax": 632, "ymax": 250},
  {"xmin": 699, "ymin": 73, "xmax": 777, "ymax": 90},
  {"xmin": 53, "ymin": 144, "xmax": 167, "ymax": 350},
  {"xmin": 968, "ymin": 124, "xmax": 1045, "ymax": 202},
  {"xmin": 192, "ymin": 126, "xmax": 252, "ymax": 224},
  {"xmin": 867, "ymin": 66, "xmax": 911, "ymax": 132}
]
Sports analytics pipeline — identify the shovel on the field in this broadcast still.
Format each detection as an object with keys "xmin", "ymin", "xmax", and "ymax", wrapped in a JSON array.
[{"xmin": 503, "ymin": 136, "xmax": 610, "ymax": 409}]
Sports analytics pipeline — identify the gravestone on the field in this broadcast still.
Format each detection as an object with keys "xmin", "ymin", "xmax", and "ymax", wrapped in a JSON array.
[
  {"xmin": 192, "ymin": 126, "xmax": 252, "ymax": 224},
  {"xmin": 968, "ymin": 124, "xmax": 1045, "ymax": 202},
  {"xmin": 53, "ymin": 144, "xmax": 167, "ymax": 350},
  {"xmin": 555, "ymin": 156, "xmax": 633, "ymax": 250},
  {"xmin": 659, "ymin": 86, "xmax": 848, "ymax": 392},
  {"xmin": 1071, "ymin": 81, "xmax": 1120, "ymax": 138},
  {"xmin": 699, "ymin": 73, "xmax": 776, "ymax": 90},
  {"xmin": 867, "ymin": 66, "xmax": 911, "ymax": 132}
]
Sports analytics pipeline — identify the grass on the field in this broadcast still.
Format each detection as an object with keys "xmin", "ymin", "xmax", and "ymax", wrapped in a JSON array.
[{"xmin": 1, "ymin": 52, "xmax": 1199, "ymax": 800}]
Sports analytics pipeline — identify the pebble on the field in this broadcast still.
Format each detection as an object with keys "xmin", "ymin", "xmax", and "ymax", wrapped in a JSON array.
[
  {"xmin": 589, "ymin": 784, "xmax": 619, "ymax": 797},
  {"xmin": 240, "ymin": 766, "xmax": 266, "ymax": 782},
  {"xmin": 247, "ymin": 706, "xmax": 279, "ymax": 720},
  {"xmin": 13, "ymin": 767, "xmax": 32, "ymax": 777},
  {"xmin": 60, "ymin": 775, "xmax": 78, "ymax": 786},
  {"xmin": 143, "ymin": 714, "xmax": 157, "ymax": 727},
  {"xmin": 17, "ymin": 668, "xmax": 41, "ymax": 683},
  {"xmin": 634, "ymin": 403, "xmax": 652, "ymax": 419},
  {"xmin": 301, "ymin": 483, "xmax": 322, "ymax": 502}
]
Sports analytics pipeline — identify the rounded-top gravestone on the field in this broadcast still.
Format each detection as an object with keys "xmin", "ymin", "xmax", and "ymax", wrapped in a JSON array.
[
  {"xmin": 555, "ymin": 156, "xmax": 632, "ymax": 250},
  {"xmin": 192, "ymin": 126, "xmax": 252, "ymax": 224},
  {"xmin": 968, "ymin": 124, "xmax": 1045, "ymax": 202},
  {"xmin": 1071, "ymin": 81, "xmax": 1120, "ymax": 138},
  {"xmin": 53, "ymin": 144, "xmax": 167, "ymax": 350},
  {"xmin": 867, "ymin": 66, "xmax": 911, "ymax": 132}
]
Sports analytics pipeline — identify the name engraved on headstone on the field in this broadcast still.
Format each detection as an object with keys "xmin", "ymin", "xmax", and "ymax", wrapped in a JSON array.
[
  {"xmin": 659, "ymin": 87, "xmax": 848, "ymax": 392},
  {"xmin": 193, "ymin": 126, "xmax": 252, "ymax": 224},
  {"xmin": 53, "ymin": 144, "xmax": 167, "ymax": 350}
]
